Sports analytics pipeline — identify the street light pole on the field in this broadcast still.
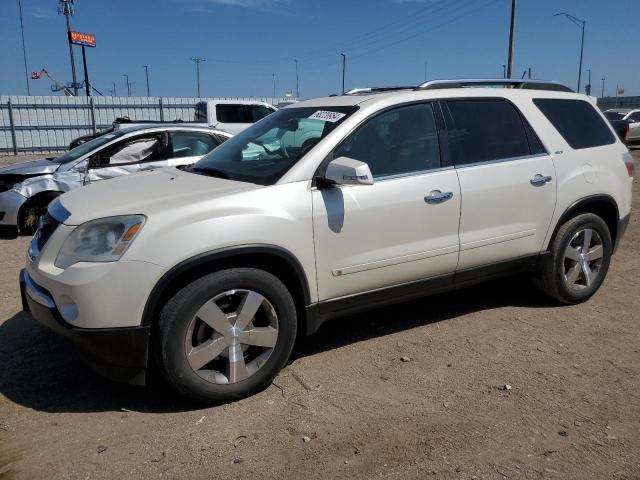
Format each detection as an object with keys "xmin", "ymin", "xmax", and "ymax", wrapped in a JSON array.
[
  {"xmin": 340, "ymin": 53, "xmax": 346, "ymax": 94},
  {"xmin": 502, "ymin": 64, "xmax": 506, "ymax": 78},
  {"xmin": 58, "ymin": 0, "xmax": 78, "ymax": 95},
  {"xmin": 123, "ymin": 74, "xmax": 131, "ymax": 97},
  {"xmin": 601, "ymin": 77, "xmax": 605, "ymax": 99},
  {"xmin": 294, "ymin": 59, "xmax": 299, "ymax": 99},
  {"xmin": 272, "ymin": 73, "xmax": 276, "ymax": 104},
  {"xmin": 144, "ymin": 65, "xmax": 150, "ymax": 97},
  {"xmin": 18, "ymin": 0, "xmax": 31, "ymax": 95},
  {"xmin": 586, "ymin": 68, "xmax": 592, "ymax": 96},
  {"xmin": 424, "ymin": 60, "xmax": 428, "ymax": 82},
  {"xmin": 506, "ymin": 0, "xmax": 516, "ymax": 78},
  {"xmin": 554, "ymin": 12, "xmax": 586, "ymax": 93}
]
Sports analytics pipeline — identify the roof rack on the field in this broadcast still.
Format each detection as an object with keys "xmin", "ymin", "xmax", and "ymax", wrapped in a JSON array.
[
  {"xmin": 344, "ymin": 86, "xmax": 415, "ymax": 95},
  {"xmin": 416, "ymin": 79, "xmax": 573, "ymax": 93}
]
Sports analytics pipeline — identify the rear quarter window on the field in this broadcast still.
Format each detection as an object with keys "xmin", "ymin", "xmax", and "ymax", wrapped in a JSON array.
[{"xmin": 533, "ymin": 99, "xmax": 616, "ymax": 149}]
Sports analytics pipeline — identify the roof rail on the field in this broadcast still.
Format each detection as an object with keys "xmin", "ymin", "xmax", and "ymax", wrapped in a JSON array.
[
  {"xmin": 345, "ymin": 86, "xmax": 415, "ymax": 95},
  {"xmin": 416, "ymin": 79, "xmax": 573, "ymax": 93}
]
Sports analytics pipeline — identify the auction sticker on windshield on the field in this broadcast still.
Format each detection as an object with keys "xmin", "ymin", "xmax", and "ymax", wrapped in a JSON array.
[{"xmin": 308, "ymin": 111, "xmax": 347, "ymax": 122}]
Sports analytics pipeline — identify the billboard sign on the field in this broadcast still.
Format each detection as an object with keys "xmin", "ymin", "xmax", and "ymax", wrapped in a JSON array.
[{"xmin": 69, "ymin": 31, "xmax": 96, "ymax": 48}]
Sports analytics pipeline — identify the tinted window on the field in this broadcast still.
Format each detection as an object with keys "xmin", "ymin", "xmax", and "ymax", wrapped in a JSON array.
[
  {"xmin": 523, "ymin": 120, "xmax": 547, "ymax": 155},
  {"xmin": 170, "ymin": 132, "xmax": 219, "ymax": 158},
  {"xmin": 629, "ymin": 112, "xmax": 640, "ymax": 122},
  {"xmin": 250, "ymin": 106, "xmax": 275, "ymax": 122},
  {"xmin": 195, "ymin": 102, "xmax": 208, "ymax": 122},
  {"xmin": 534, "ymin": 99, "xmax": 616, "ymax": 149},
  {"xmin": 604, "ymin": 111, "xmax": 625, "ymax": 121},
  {"xmin": 446, "ymin": 99, "xmax": 531, "ymax": 166},
  {"xmin": 335, "ymin": 103, "xmax": 441, "ymax": 178},
  {"xmin": 216, "ymin": 105, "xmax": 250, "ymax": 124}
]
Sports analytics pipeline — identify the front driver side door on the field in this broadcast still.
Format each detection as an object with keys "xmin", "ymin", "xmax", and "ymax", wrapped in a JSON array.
[
  {"xmin": 167, "ymin": 131, "xmax": 222, "ymax": 166},
  {"xmin": 86, "ymin": 134, "xmax": 165, "ymax": 183},
  {"xmin": 312, "ymin": 102, "xmax": 461, "ymax": 304}
]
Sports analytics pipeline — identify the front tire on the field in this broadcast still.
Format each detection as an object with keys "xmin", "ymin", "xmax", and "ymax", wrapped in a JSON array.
[
  {"xmin": 536, "ymin": 213, "xmax": 612, "ymax": 304},
  {"xmin": 155, "ymin": 268, "xmax": 297, "ymax": 404}
]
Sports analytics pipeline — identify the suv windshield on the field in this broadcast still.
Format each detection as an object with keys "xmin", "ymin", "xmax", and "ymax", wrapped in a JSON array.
[
  {"xmin": 193, "ymin": 106, "xmax": 357, "ymax": 185},
  {"xmin": 51, "ymin": 131, "xmax": 125, "ymax": 164}
]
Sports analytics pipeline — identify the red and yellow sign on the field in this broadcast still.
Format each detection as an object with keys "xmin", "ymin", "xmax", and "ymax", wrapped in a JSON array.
[{"xmin": 69, "ymin": 31, "xmax": 96, "ymax": 48}]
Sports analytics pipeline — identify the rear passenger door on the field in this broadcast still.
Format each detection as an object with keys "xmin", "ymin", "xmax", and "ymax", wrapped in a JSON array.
[{"xmin": 443, "ymin": 98, "xmax": 556, "ymax": 270}]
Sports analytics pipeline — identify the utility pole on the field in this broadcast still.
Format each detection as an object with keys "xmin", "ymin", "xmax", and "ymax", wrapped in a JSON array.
[
  {"xmin": 528, "ymin": 67, "xmax": 531, "ymax": 79},
  {"xmin": 506, "ymin": 0, "xmax": 516, "ymax": 78},
  {"xmin": 111, "ymin": 81, "xmax": 117, "ymax": 97},
  {"xmin": 502, "ymin": 64, "xmax": 506, "ymax": 78},
  {"xmin": 272, "ymin": 73, "xmax": 276, "ymax": 104},
  {"xmin": 58, "ymin": 0, "xmax": 78, "ymax": 95},
  {"xmin": 601, "ymin": 77, "xmax": 605, "ymax": 99},
  {"xmin": 294, "ymin": 59, "xmax": 299, "ymax": 99},
  {"xmin": 586, "ymin": 68, "xmax": 592, "ymax": 96},
  {"xmin": 144, "ymin": 65, "xmax": 150, "ymax": 96},
  {"xmin": 123, "ymin": 74, "xmax": 132, "ymax": 97},
  {"xmin": 18, "ymin": 0, "xmax": 31, "ymax": 95},
  {"xmin": 554, "ymin": 12, "xmax": 586, "ymax": 93},
  {"xmin": 191, "ymin": 57, "xmax": 205, "ymax": 97},
  {"xmin": 340, "ymin": 53, "xmax": 346, "ymax": 94}
]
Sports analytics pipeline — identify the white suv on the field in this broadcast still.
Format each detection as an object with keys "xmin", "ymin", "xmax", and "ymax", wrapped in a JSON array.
[{"xmin": 21, "ymin": 79, "xmax": 634, "ymax": 403}]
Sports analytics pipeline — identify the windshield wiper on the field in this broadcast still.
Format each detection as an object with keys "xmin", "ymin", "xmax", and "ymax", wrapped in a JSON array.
[{"xmin": 189, "ymin": 166, "xmax": 230, "ymax": 179}]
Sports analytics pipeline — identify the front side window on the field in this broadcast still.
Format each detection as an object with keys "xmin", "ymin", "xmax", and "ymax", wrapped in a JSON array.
[
  {"xmin": 534, "ymin": 99, "xmax": 616, "ymax": 149},
  {"xmin": 335, "ymin": 103, "xmax": 441, "ymax": 178},
  {"xmin": 446, "ymin": 99, "xmax": 531, "ymax": 166},
  {"xmin": 194, "ymin": 106, "xmax": 357, "ymax": 185},
  {"xmin": 170, "ymin": 132, "xmax": 219, "ymax": 158}
]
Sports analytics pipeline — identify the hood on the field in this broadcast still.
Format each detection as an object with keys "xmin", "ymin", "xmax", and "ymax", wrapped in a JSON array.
[
  {"xmin": 57, "ymin": 166, "xmax": 260, "ymax": 225},
  {"xmin": 0, "ymin": 158, "xmax": 59, "ymax": 176}
]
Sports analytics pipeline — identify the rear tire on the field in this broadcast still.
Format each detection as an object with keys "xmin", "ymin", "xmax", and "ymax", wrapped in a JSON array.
[
  {"xmin": 154, "ymin": 268, "xmax": 297, "ymax": 404},
  {"xmin": 535, "ymin": 213, "xmax": 612, "ymax": 304}
]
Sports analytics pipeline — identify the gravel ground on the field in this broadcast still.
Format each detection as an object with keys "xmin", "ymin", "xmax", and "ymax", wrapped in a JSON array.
[{"xmin": 0, "ymin": 151, "xmax": 639, "ymax": 480}]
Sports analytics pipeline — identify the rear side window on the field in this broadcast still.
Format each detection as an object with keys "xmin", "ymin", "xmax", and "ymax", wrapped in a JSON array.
[
  {"xmin": 533, "ymin": 99, "xmax": 615, "ymax": 149},
  {"xmin": 445, "ymin": 99, "xmax": 531, "ymax": 166},
  {"xmin": 216, "ymin": 105, "xmax": 251, "ymax": 124}
]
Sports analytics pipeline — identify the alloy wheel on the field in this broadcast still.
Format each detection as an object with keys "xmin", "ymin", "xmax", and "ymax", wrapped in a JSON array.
[
  {"xmin": 185, "ymin": 289, "xmax": 279, "ymax": 384},
  {"xmin": 562, "ymin": 228, "xmax": 604, "ymax": 291}
]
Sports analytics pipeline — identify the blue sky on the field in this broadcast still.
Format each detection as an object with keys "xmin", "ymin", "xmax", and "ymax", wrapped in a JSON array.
[{"xmin": 1, "ymin": 0, "xmax": 638, "ymax": 99}]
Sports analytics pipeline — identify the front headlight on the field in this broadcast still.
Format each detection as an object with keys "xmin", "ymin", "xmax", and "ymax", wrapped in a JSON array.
[{"xmin": 55, "ymin": 215, "xmax": 145, "ymax": 269}]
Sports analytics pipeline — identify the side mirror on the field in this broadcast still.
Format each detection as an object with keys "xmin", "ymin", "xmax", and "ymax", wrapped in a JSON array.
[{"xmin": 323, "ymin": 156, "xmax": 374, "ymax": 186}]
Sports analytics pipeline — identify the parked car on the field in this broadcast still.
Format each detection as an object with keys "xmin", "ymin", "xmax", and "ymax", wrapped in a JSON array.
[
  {"xmin": 603, "ymin": 109, "xmax": 640, "ymax": 144},
  {"xmin": 194, "ymin": 100, "xmax": 277, "ymax": 135},
  {"xmin": 68, "ymin": 118, "xmax": 203, "ymax": 149},
  {"xmin": 0, "ymin": 125, "xmax": 231, "ymax": 234},
  {"xmin": 21, "ymin": 79, "xmax": 633, "ymax": 403}
]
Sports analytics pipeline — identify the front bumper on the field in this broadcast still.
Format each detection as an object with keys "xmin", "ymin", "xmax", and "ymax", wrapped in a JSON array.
[
  {"xmin": 20, "ymin": 269, "xmax": 150, "ymax": 385},
  {"xmin": 0, "ymin": 189, "xmax": 27, "ymax": 227}
]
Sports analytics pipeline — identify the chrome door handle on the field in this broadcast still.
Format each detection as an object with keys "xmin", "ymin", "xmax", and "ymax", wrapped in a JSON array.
[
  {"xmin": 530, "ymin": 174, "xmax": 553, "ymax": 186},
  {"xmin": 424, "ymin": 190, "xmax": 454, "ymax": 204}
]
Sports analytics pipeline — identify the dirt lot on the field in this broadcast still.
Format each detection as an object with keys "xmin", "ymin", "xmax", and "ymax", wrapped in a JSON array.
[{"xmin": 1, "ymin": 151, "xmax": 639, "ymax": 480}]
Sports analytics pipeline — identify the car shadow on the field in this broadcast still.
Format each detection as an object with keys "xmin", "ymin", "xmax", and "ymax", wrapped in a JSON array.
[{"xmin": 0, "ymin": 275, "xmax": 557, "ymax": 414}]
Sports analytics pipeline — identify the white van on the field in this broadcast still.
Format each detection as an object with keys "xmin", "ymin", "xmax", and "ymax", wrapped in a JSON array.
[{"xmin": 194, "ymin": 100, "xmax": 277, "ymax": 135}]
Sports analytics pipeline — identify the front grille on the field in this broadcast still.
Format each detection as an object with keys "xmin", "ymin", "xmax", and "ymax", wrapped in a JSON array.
[{"xmin": 35, "ymin": 212, "xmax": 60, "ymax": 251}]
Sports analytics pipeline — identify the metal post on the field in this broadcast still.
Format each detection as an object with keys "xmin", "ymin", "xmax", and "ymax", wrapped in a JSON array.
[
  {"xmin": 424, "ymin": 60, "xmax": 428, "ymax": 82},
  {"xmin": 295, "ymin": 59, "xmax": 299, "ymax": 99},
  {"xmin": 191, "ymin": 58, "xmax": 205, "ymax": 98},
  {"xmin": 144, "ymin": 65, "xmax": 150, "ymax": 96},
  {"xmin": 586, "ymin": 68, "xmax": 592, "ymax": 96},
  {"xmin": 89, "ymin": 96, "xmax": 96, "ymax": 133},
  {"xmin": 8, "ymin": 100, "xmax": 18, "ymax": 155},
  {"xmin": 577, "ymin": 21, "xmax": 585, "ymax": 93},
  {"xmin": 502, "ymin": 64, "xmax": 506, "ymax": 78},
  {"xmin": 159, "ymin": 97, "xmax": 164, "ymax": 121},
  {"xmin": 506, "ymin": 0, "xmax": 516, "ymax": 78},
  {"xmin": 112, "ymin": 81, "xmax": 117, "ymax": 97},
  {"xmin": 81, "ymin": 45, "xmax": 90, "ymax": 96},
  {"xmin": 601, "ymin": 78, "xmax": 605, "ymax": 99},
  {"xmin": 272, "ymin": 73, "xmax": 276, "ymax": 104},
  {"xmin": 341, "ymin": 53, "xmax": 346, "ymax": 94},
  {"xmin": 18, "ymin": 0, "xmax": 31, "ymax": 96},
  {"xmin": 58, "ymin": 0, "xmax": 78, "ymax": 95}
]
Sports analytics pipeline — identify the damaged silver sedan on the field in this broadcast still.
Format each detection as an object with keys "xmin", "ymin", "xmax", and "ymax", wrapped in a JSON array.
[{"xmin": 0, "ymin": 125, "xmax": 231, "ymax": 234}]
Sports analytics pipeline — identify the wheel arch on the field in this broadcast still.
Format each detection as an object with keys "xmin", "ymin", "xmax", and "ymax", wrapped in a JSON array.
[
  {"xmin": 17, "ymin": 190, "xmax": 64, "ymax": 230},
  {"xmin": 548, "ymin": 194, "xmax": 620, "ymax": 250},
  {"xmin": 141, "ymin": 244, "xmax": 312, "ymax": 332}
]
